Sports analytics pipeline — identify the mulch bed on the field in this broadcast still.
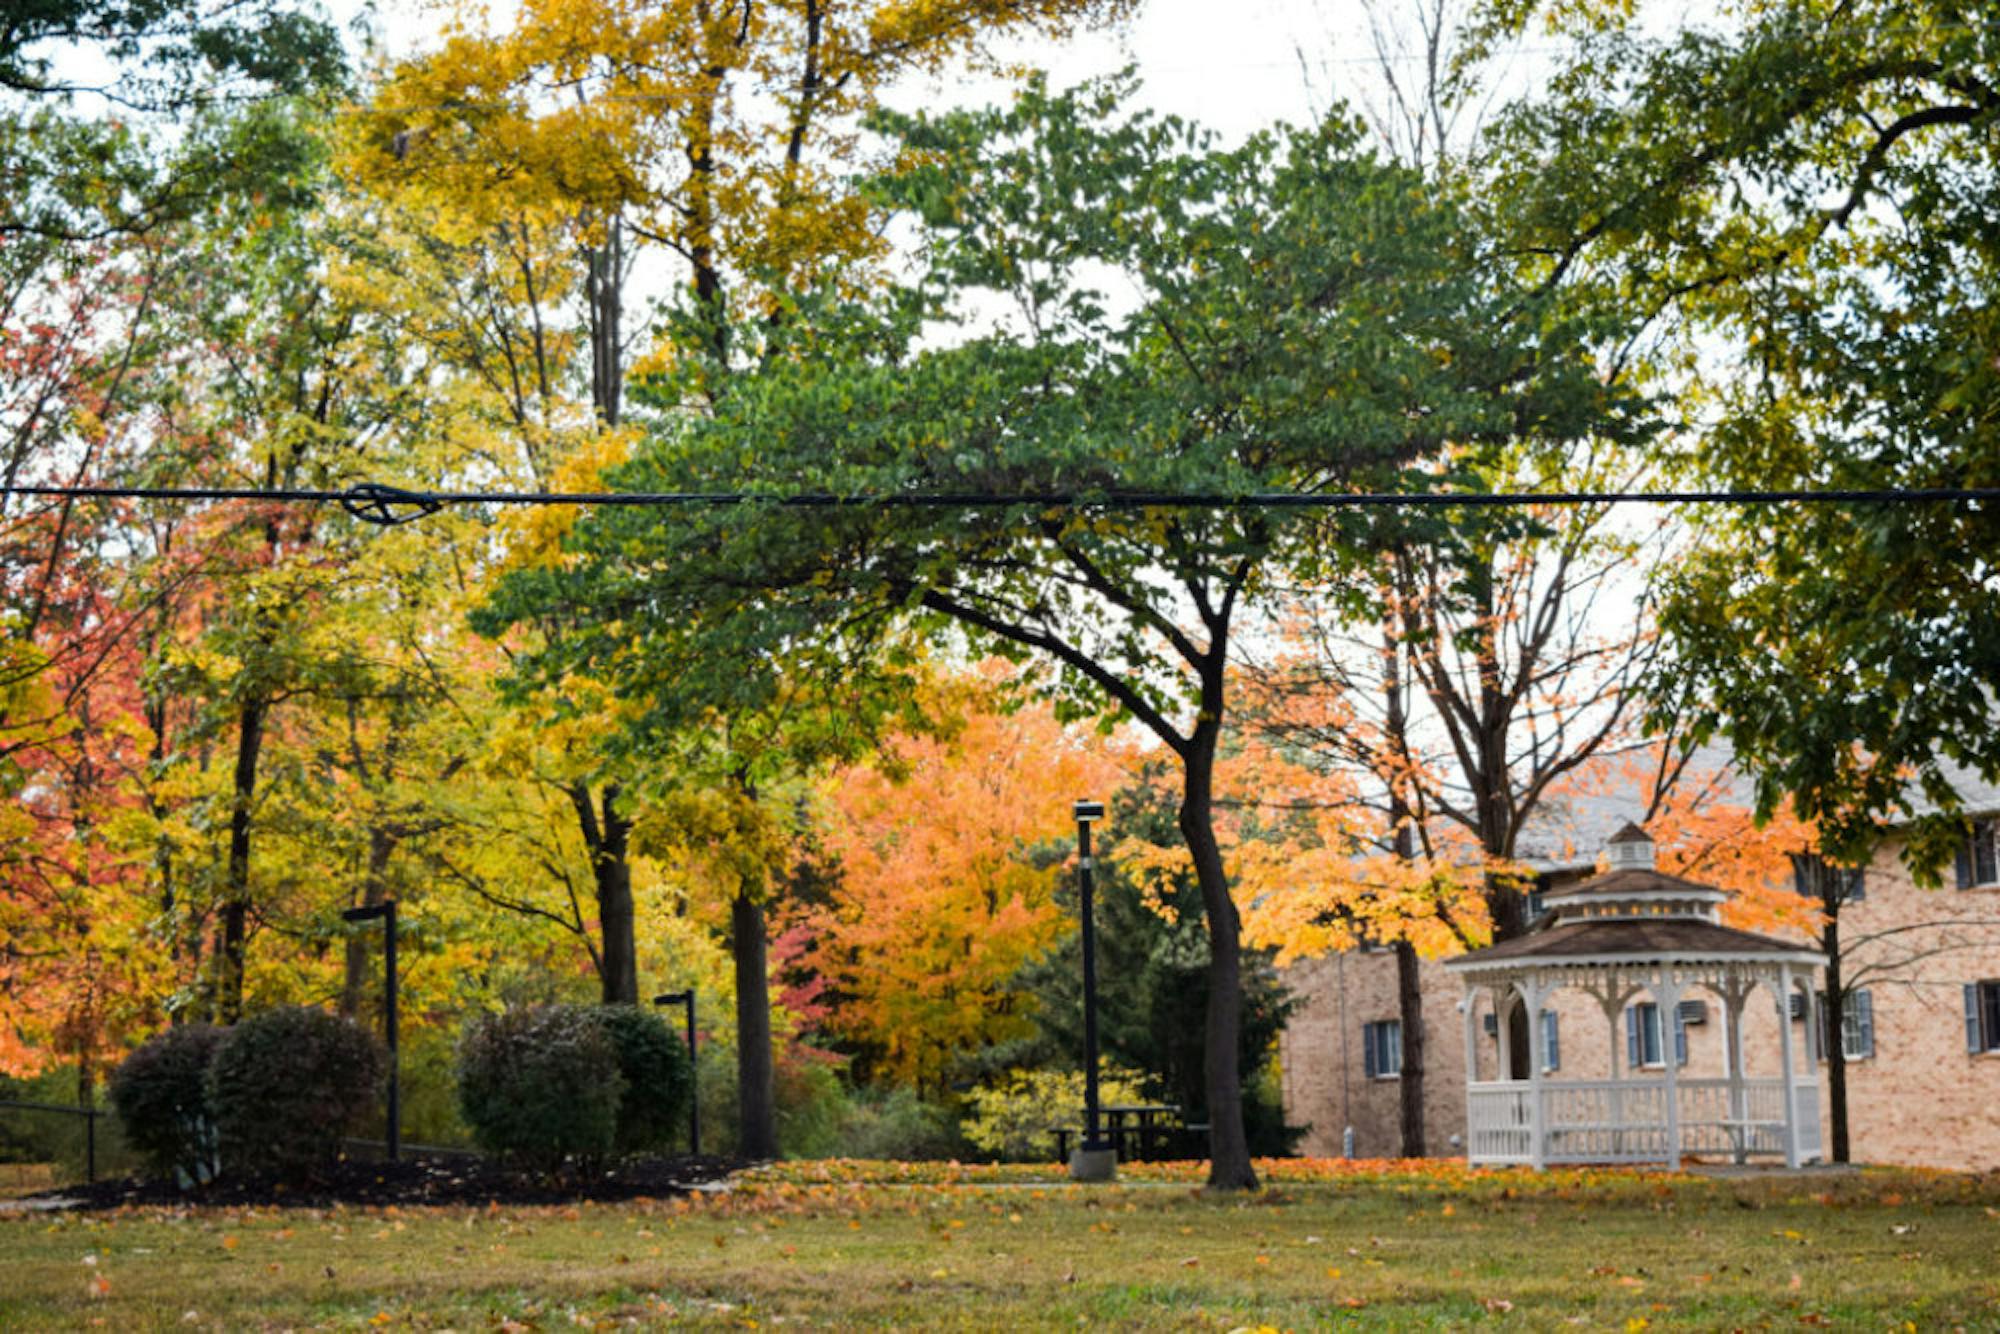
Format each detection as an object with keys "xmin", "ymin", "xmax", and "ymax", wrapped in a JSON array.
[{"xmin": 31, "ymin": 1151, "xmax": 749, "ymax": 1211}]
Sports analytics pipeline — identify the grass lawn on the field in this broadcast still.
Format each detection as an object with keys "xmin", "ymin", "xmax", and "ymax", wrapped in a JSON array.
[{"xmin": 3, "ymin": 1159, "xmax": 1997, "ymax": 1329}]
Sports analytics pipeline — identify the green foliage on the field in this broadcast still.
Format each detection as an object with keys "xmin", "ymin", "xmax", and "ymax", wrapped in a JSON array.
[
  {"xmin": 206, "ymin": 1007, "xmax": 383, "ymax": 1177},
  {"xmin": 595, "ymin": 1005, "xmax": 694, "ymax": 1155},
  {"xmin": 1476, "ymin": 0, "xmax": 2000, "ymax": 870},
  {"xmin": 833, "ymin": 1087, "xmax": 968, "ymax": 1161},
  {"xmin": 455, "ymin": 1004, "xmax": 623, "ymax": 1170},
  {"xmin": 395, "ymin": 1028, "xmax": 477, "ymax": 1149},
  {"xmin": 963, "ymin": 1066, "xmax": 1147, "ymax": 1162},
  {"xmin": 109, "ymin": 1024, "xmax": 223, "ymax": 1184},
  {"xmin": 479, "ymin": 74, "xmax": 1638, "ymax": 1191}
]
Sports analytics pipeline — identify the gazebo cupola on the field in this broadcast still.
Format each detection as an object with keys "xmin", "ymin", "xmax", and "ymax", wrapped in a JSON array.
[
  {"xmin": 1536, "ymin": 824, "xmax": 1730, "ymax": 926},
  {"xmin": 1445, "ymin": 824, "xmax": 1827, "ymax": 1170}
]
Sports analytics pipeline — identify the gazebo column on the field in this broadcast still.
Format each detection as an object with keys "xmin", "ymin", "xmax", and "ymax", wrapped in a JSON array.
[
  {"xmin": 1522, "ymin": 979, "xmax": 1549, "ymax": 1170},
  {"xmin": 1461, "ymin": 984, "xmax": 1480, "ymax": 1089},
  {"xmin": 1649, "ymin": 973, "xmax": 1686, "ymax": 1169},
  {"xmin": 1717, "ymin": 974, "xmax": 1752, "ymax": 1161},
  {"xmin": 1775, "ymin": 964, "xmax": 1801, "ymax": 1169}
]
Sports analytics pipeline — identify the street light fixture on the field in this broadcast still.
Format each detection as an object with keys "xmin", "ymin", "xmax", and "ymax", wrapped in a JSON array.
[
  {"xmin": 341, "ymin": 899, "xmax": 399, "ymax": 1162},
  {"xmin": 652, "ymin": 989, "xmax": 701, "ymax": 1157},
  {"xmin": 1070, "ymin": 799, "xmax": 1114, "ymax": 1183}
]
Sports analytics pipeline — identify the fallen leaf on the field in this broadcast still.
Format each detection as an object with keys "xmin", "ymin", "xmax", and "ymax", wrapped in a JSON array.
[{"xmin": 1483, "ymin": 1298, "xmax": 1514, "ymax": 1314}]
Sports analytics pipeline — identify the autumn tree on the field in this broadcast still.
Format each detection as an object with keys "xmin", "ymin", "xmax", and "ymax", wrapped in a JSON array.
[
  {"xmin": 354, "ymin": 0, "xmax": 1136, "ymax": 1012},
  {"xmin": 483, "ymin": 79, "xmax": 1640, "ymax": 1189},
  {"xmin": 806, "ymin": 668, "xmax": 1126, "ymax": 1092}
]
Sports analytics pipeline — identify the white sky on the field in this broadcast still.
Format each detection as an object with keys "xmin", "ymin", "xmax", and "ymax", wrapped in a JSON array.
[{"xmin": 353, "ymin": 0, "xmax": 1543, "ymax": 147}]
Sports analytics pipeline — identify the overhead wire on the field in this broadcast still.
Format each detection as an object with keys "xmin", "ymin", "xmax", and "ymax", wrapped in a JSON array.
[{"xmin": 3, "ymin": 480, "xmax": 1997, "ymax": 527}]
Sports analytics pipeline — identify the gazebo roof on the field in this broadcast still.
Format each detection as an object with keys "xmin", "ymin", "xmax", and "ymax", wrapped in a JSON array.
[
  {"xmin": 1540, "ymin": 865, "xmax": 1728, "ymax": 904},
  {"xmin": 1444, "ymin": 916, "xmax": 1824, "ymax": 973}
]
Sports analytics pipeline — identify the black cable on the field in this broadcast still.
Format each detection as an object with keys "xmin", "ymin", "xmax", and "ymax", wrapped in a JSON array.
[{"xmin": 4, "ymin": 481, "xmax": 2000, "ymax": 523}]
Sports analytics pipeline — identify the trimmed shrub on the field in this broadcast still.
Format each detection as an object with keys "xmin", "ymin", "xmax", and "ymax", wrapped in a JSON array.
[
  {"xmin": 457, "ymin": 1004, "xmax": 623, "ymax": 1170},
  {"xmin": 110, "ymin": 1024, "xmax": 224, "ymax": 1184},
  {"xmin": 595, "ymin": 1005, "xmax": 693, "ymax": 1155},
  {"xmin": 207, "ymin": 1007, "xmax": 384, "ymax": 1177}
]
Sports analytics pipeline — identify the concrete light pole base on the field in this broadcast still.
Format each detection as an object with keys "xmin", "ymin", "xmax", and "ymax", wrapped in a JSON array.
[{"xmin": 1068, "ymin": 1147, "xmax": 1117, "ymax": 1183}]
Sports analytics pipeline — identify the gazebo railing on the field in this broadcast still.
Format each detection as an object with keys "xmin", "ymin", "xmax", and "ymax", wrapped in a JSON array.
[{"xmin": 1467, "ymin": 1078, "xmax": 1819, "ymax": 1166}]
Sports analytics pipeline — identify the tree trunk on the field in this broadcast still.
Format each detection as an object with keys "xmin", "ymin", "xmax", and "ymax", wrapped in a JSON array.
[
  {"xmin": 217, "ymin": 694, "xmax": 266, "ymax": 1025},
  {"xmin": 586, "ymin": 215, "xmax": 624, "ymax": 427},
  {"xmin": 595, "ymin": 786, "xmax": 637, "ymax": 1006},
  {"xmin": 1393, "ymin": 938, "xmax": 1427, "ymax": 1158},
  {"xmin": 731, "ymin": 888, "xmax": 776, "ymax": 1158},
  {"xmin": 1822, "ymin": 913, "xmax": 1849, "ymax": 1164},
  {"xmin": 568, "ymin": 781, "xmax": 639, "ymax": 1005},
  {"xmin": 1382, "ymin": 611, "xmax": 1426, "ymax": 1158},
  {"xmin": 1180, "ymin": 720, "xmax": 1257, "ymax": 1191}
]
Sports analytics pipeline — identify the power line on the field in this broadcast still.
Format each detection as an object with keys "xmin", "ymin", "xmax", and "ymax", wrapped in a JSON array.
[{"xmin": 4, "ymin": 480, "xmax": 1997, "ymax": 526}]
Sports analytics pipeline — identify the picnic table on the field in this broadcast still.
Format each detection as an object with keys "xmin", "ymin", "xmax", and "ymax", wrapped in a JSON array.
[{"xmin": 1051, "ymin": 1104, "xmax": 1204, "ymax": 1162}]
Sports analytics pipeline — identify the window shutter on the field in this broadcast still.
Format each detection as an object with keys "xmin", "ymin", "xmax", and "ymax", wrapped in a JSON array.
[
  {"xmin": 1363, "ymin": 1025, "xmax": 1378, "ymax": 1079},
  {"xmin": 1968, "ymin": 985, "xmax": 1984, "ymax": 1053},
  {"xmin": 1626, "ymin": 1008, "xmax": 1641, "ymax": 1068},
  {"xmin": 1674, "ymin": 1008, "xmax": 1689, "ymax": 1067},
  {"xmin": 1856, "ymin": 990, "xmax": 1874, "ymax": 1059},
  {"xmin": 1543, "ymin": 1010, "xmax": 1561, "ymax": 1072},
  {"xmin": 1957, "ymin": 838, "xmax": 1975, "ymax": 890}
]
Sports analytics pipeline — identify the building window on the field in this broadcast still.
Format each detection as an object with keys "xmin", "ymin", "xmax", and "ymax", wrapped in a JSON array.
[
  {"xmin": 1817, "ymin": 989, "xmax": 1874, "ymax": 1061},
  {"xmin": 1626, "ymin": 1002, "xmax": 1688, "ymax": 1068},
  {"xmin": 1968, "ymin": 982, "xmax": 2000, "ymax": 1054},
  {"xmin": 1362, "ymin": 1020, "xmax": 1402, "ymax": 1079},
  {"xmin": 1957, "ymin": 821, "xmax": 2000, "ymax": 890},
  {"xmin": 1540, "ymin": 1010, "xmax": 1561, "ymax": 1072},
  {"xmin": 1792, "ymin": 858, "xmax": 1866, "ymax": 904}
]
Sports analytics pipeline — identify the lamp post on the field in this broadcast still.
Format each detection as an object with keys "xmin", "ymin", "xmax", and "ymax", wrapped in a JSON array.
[
  {"xmin": 1070, "ymin": 798, "xmax": 1114, "ymax": 1182},
  {"xmin": 653, "ymin": 988, "xmax": 701, "ymax": 1157},
  {"xmin": 341, "ymin": 899, "xmax": 398, "ymax": 1162}
]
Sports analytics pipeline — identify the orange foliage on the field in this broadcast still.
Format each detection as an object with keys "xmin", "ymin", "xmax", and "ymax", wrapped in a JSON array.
[
  {"xmin": 802, "ymin": 667, "xmax": 1128, "ymax": 1090},
  {"xmin": 1110, "ymin": 667, "xmax": 1492, "ymax": 968},
  {"xmin": 1559, "ymin": 746, "xmax": 1825, "ymax": 939}
]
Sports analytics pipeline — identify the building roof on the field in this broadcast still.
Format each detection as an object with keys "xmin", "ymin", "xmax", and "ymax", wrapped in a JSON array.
[
  {"xmin": 1445, "ymin": 917, "xmax": 1821, "ymax": 969},
  {"xmin": 1606, "ymin": 821, "xmax": 1652, "ymax": 845}
]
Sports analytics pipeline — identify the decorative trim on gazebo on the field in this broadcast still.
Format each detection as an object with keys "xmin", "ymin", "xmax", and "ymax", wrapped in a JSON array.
[{"xmin": 1445, "ymin": 827, "xmax": 1826, "ymax": 1171}]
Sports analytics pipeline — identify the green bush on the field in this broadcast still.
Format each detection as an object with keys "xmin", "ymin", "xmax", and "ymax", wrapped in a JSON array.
[
  {"xmin": 596, "ymin": 1005, "xmax": 693, "ymax": 1155},
  {"xmin": 456, "ymin": 1004, "xmax": 623, "ymax": 1170},
  {"xmin": 963, "ymin": 1066, "xmax": 1147, "ymax": 1162},
  {"xmin": 109, "ymin": 1024, "xmax": 224, "ymax": 1184},
  {"xmin": 207, "ymin": 1007, "xmax": 384, "ymax": 1177},
  {"xmin": 396, "ymin": 1026, "xmax": 476, "ymax": 1149},
  {"xmin": 836, "ymin": 1086, "xmax": 967, "ymax": 1161}
]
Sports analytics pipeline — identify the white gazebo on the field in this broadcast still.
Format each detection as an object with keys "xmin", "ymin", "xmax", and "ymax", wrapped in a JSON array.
[{"xmin": 1445, "ymin": 825, "xmax": 1827, "ymax": 1170}]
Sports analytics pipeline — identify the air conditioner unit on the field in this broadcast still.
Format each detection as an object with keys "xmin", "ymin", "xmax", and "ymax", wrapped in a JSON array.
[
  {"xmin": 1483, "ymin": 1013, "xmax": 1498, "ymax": 1036},
  {"xmin": 1678, "ymin": 999, "xmax": 1708, "ymax": 1026}
]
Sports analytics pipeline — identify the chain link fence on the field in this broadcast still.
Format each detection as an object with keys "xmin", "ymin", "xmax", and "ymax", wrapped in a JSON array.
[{"xmin": 0, "ymin": 1094, "xmax": 140, "ymax": 1195}]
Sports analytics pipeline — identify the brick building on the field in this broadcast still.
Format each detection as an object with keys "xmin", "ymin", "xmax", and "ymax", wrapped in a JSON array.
[{"xmin": 1278, "ymin": 813, "xmax": 2000, "ymax": 1170}]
